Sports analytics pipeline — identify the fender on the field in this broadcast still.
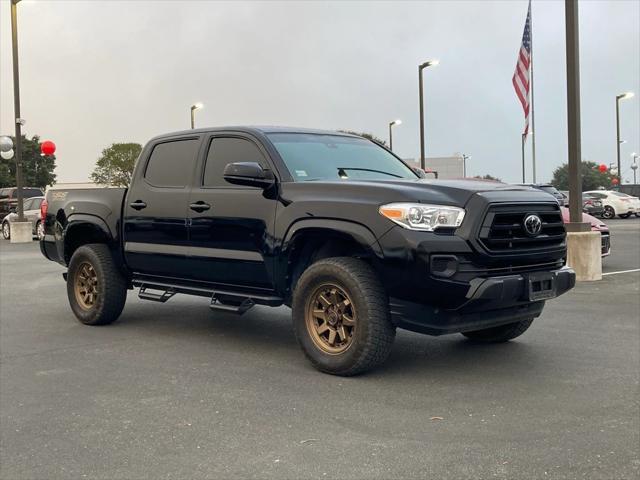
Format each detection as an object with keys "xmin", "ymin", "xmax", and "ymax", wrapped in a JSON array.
[
  {"xmin": 282, "ymin": 218, "xmax": 384, "ymax": 258},
  {"xmin": 65, "ymin": 214, "xmax": 115, "ymax": 240},
  {"xmin": 58, "ymin": 215, "xmax": 116, "ymax": 264}
]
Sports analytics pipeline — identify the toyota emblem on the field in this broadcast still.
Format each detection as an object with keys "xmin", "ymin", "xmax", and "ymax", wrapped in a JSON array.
[{"xmin": 523, "ymin": 214, "xmax": 543, "ymax": 236}]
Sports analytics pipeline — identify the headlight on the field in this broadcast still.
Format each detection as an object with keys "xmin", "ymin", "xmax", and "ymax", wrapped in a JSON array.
[{"xmin": 378, "ymin": 203, "xmax": 465, "ymax": 231}]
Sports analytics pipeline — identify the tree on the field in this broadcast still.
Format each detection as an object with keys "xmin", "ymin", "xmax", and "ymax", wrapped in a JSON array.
[
  {"xmin": 474, "ymin": 174, "xmax": 503, "ymax": 182},
  {"xmin": 90, "ymin": 143, "xmax": 142, "ymax": 187},
  {"xmin": 338, "ymin": 130, "xmax": 387, "ymax": 147},
  {"xmin": 0, "ymin": 135, "xmax": 57, "ymax": 189},
  {"xmin": 550, "ymin": 161, "xmax": 615, "ymax": 191}
]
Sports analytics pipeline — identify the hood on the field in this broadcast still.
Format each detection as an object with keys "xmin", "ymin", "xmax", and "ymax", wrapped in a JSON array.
[{"xmin": 284, "ymin": 178, "xmax": 553, "ymax": 207}]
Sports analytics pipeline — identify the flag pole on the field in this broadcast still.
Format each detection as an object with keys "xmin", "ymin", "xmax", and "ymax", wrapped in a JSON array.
[
  {"xmin": 521, "ymin": 133, "xmax": 526, "ymax": 182},
  {"xmin": 529, "ymin": 0, "xmax": 537, "ymax": 183}
]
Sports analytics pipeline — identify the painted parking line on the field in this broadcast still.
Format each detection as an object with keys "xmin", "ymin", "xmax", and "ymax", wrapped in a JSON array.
[{"xmin": 602, "ymin": 268, "xmax": 640, "ymax": 276}]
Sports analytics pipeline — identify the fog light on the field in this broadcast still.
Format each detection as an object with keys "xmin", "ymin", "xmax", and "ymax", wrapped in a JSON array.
[{"xmin": 430, "ymin": 255, "xmax": 458, "ymax": 278}]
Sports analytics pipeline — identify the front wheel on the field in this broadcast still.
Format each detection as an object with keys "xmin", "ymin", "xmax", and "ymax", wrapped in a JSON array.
[
  {"xmin": 461, "ymin": 318, "xmax": 534, "ymax": 343},
  {"xmin": 602, "ymin": 206, "xmax": 616, "ymax": 219},
  {"xmin": 67, "ymin": 244, "xmax": 127, "ymax": 326},
  {"xmin": 292, "ymin": 257, "xmax": 396, "ymax": 376},
  {"xmin": 2, "ymin": 221, "xmax": 10, "ymax": 240}
]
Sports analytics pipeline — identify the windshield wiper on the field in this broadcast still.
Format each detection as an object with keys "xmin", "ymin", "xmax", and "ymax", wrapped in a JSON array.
[{"xmin": 337, "ymin": 167, "xmax": 403, "ymax": 179}]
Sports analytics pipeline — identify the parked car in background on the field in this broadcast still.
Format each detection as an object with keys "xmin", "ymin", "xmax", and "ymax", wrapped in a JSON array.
[
  {"xmin": 517, "ymin": 183, "xmax": 566, "ymax": 206},
  {"xmin": 0, "ymin": 187, "xmax": 44, "ymax": 217},
  {"xmin": 583, "ymin": 190, "xmax": 638, "ymax": 219},
  {"xmin": 610, "ymin": 191, "xmax": 640, "ymax": 217},
  {"xmin": 560, "ymin": 207, "xmax": 610, "ymax": 257},
  {"xmin": 581, "ymin": 193, "xmax": 605, "ymax": 217},
  {"xmin": 1, "ymin": 196, "xmax": 45, "ymax": 240}
]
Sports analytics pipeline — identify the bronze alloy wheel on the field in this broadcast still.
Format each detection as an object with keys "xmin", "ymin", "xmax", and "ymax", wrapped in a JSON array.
[
  {"xmin": 306, "ymin": 283, "xmax": 356, "ymax": 355},
  {"xmin": 74, "ymin": 261, "xmax": 99, "ymax": 310}
]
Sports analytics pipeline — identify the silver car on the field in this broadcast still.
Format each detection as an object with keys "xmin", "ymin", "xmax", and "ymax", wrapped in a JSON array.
[{"xmin": 1, "ymin": 196, "xmax": 45, "ymax": 240}]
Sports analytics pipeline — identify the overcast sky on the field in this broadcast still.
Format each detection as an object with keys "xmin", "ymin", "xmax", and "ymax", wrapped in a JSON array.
[{"xmin": 1, "ymin": 0, "xmax": 639, "ymax": 184}]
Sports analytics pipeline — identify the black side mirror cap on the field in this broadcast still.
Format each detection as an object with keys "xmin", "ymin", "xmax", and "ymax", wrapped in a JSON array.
[{"xmin": 223, "ymin": 162, "xmax": 275, "ymax": 189}]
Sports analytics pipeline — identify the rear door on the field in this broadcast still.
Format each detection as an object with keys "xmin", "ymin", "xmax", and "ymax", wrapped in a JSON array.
[
  {"xmin": 123, "ymin": 135, "xmax": 202, "ymax": 278},
  {"xmin": 186, "ymin": 133, "xmax": 278, "ymax": 289}
]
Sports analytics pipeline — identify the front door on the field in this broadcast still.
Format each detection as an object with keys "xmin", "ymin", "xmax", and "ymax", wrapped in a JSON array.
[
  {"xmin": 187, "ymin": 134, "xmax": 278, "ymax": 290},
  {"xmin": 123, "ymin": 136, "xmax": 201, "ymax": 278}
]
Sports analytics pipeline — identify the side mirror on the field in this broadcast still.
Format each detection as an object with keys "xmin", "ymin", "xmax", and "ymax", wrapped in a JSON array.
[
  {"xmin": 223, "ymin": 162, "xmax": 275, "ymax": 189},
  {"xmin": 413, "ymin": 167, "xmax": 427, "ymax": 179}
]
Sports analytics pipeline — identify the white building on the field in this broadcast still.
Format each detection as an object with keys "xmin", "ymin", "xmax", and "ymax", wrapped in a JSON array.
[{"xmin": 403, "ymin": 156, "xmax": 465, "ymax": 179}]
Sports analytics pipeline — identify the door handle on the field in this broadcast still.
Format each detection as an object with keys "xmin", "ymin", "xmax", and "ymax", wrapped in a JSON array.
[
  {"xmin": 189, "ymin": 201, "xmax": 211, "ymax": 213},
  {"xmin": 130, "ymin": 200, "xmax": 147, "ymax": 210}
]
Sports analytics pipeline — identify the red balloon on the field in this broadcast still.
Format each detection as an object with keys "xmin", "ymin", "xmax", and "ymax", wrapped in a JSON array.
[
  {"xmin": 612, "ymin": 178, "xmax": 619, "ymax": 185},
  {"xmin": 41, "ymin": 140, "xmax": 56, "ymax": 156},
  {"xmin": 598, "ymin": 164, "xmax": 607, "ymax": 173}
]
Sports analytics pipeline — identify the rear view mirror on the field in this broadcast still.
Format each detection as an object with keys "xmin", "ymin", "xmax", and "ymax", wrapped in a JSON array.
[{"xmin": 223, "ymin": 162, "xmax": 275, "ymax": 189}]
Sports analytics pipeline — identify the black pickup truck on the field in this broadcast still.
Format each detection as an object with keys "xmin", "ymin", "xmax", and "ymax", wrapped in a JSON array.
[{"xmin": 41, "ymin": 127, "xmax": 575, "ymax": 375}]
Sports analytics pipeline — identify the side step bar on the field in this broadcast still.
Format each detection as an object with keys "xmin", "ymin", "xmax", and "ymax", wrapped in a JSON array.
[{"xmin": 133, "ymin": 279, "xmax": 283, "ymax": 315}]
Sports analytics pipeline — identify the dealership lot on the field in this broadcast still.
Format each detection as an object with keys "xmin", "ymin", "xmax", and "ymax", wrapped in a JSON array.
[{"xmin": 1, "ymin": 219, "xmax": 638, "ymax": 479}]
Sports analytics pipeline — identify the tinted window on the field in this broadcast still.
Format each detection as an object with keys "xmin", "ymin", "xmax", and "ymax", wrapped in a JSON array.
[
  {"xmin": 145, "ymin": 139, "xmax": 199, "ymax": 188},
  {"xmin": 0, "ymin": 189, "xmax": 10, "ymax": 199},
  {"xmin": 22, "ymin": 199, "xmax": 34, "ymax": 210},
  {"xmin": 203, "ymin": 137, "xmax": 266, "ymax": 187},
  {"xmin": 23, "ymin": 188, "xmax": 43, "ymax": 198},
  {"xmin": 268, "ymin": 133, "xmax": 417, "ymax": 182}
]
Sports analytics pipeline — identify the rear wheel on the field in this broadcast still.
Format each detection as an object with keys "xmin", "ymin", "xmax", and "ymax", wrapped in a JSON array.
[
  {"xmin": 36, "ymin": 220, "xmax": 45, "ymax": 240},
  {"xmin": 2, "ymin": 221, "xmax": 10, "ymax": 240},
  {"xmin": 67, "ymin": 244, "xmax": 127, "ymax": 326},
  {"xmin": 602, "ymin": 206, "xmax": 616, "ymax": 219},
  {"xmin": 461, "ymin": 318, "xmax": 534, "ymax": 343},
  {"xmin": 619, "ymin": 213, "xmax": 631, "ymax": 219},
  {"xmin": 292, "ymin": 257, "xmax": 396, "ymax": 376}
]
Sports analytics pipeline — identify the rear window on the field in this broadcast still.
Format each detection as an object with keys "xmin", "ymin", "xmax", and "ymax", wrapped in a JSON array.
[
  {"xmin": 145, "ymin": 139, "xmax": 200, "ymax": 188},
  {"xmin": 611, "ymin": 192, "xmax": 629, "ymax": 197},
  {"xmin": 23, "ymin": 188, "xmax": 43, "ymax": 198}
]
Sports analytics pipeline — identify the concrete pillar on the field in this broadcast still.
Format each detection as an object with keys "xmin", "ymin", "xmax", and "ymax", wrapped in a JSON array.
[
  {"xmin": 9, "ymin": 221, "xmax": 32, "ymax": 243},
  {"xmin": 566, "ymin": 231, "xmax": 601, "ymax": 281}
]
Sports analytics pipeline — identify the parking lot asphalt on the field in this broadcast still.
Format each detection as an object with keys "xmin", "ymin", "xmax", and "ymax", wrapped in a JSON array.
[{"xmin": 1, "ymin": 219, "xmax": 638, "ymax": 480}]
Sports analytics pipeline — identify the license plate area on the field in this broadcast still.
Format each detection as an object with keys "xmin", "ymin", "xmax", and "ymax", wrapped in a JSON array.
[{"xmin": 527, "ymin": 272, "xmax": 556, "ymax": 301}]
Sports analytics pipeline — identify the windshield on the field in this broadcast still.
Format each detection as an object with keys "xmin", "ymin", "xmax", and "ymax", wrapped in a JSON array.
[{"xmin": 267, "ymin": 133, "xmax": 418, "ymax": 182}]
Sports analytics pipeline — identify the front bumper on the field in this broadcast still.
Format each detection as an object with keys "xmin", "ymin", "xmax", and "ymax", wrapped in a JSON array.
[{"xmin": 389, "ymin": 266, "xmax": 575, "ymax": 336}]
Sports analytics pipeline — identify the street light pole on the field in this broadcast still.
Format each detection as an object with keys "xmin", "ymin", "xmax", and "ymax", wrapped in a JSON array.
[
  {"xmin": 10, "ymin": 0, "xmax": 24, "ymax": 222},
  {"xmin": 616, "ymin": 92, "xmax": 634, "ymax": 184},
  {"xmin": 190, "ymin": 102, "xmax": 203, "ymax": 129},
  {"xmin": 462, "ymin": 154, "xmax": 470, "ymax": 178},
  {"xmin": 631, "ymin": 153, "xmax": 638, "ymax": 184},
  {"xmin": 418, "ymin": 59, "xmax": 439, "ymax": 170},
  {"xmin": 388, "ymin": 119, "xmax": 401, "ymax": 151}
]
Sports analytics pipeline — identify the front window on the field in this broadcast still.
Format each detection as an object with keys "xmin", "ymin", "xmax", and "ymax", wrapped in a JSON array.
[{"xmin": 267, "ymin": 133, "xmax": 418, "ymax": 182}]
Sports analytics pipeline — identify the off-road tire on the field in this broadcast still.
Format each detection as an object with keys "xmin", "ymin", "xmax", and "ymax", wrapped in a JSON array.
[
  {"xmin": 2, "ymin": 221, "xmax": 10, "ymax": 240},
  {"xmin": 462, "ymin": 317, "xmax": 534, "ymax": 343},
  {"xmin": 67, "ymin": 244, "xmax": 127, "ymax": 326},
  {"xmin": 292, "ymin": 257, "xmax": 396, "ymax": 376}
]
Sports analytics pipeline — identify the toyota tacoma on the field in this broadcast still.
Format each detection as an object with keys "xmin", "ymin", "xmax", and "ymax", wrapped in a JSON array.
[{"xmin": 40, "ymin": 127, "xmax": 575, "ymax": 375}]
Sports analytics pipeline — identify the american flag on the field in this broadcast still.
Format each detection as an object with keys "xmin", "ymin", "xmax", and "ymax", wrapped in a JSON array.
[{"xmin": 513, "ymin": 1, "xmax": 532, "ymax": 136}]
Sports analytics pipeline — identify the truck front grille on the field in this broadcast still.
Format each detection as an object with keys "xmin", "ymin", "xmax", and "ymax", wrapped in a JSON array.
[{"xmin": 478, "ymin": 204, "xmax": 566, "ymax": 253}]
